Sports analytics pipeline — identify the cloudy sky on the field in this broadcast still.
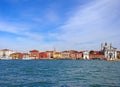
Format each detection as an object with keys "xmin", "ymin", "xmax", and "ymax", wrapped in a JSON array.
[{"xmin": 0, "ymin": 0, "xmax": 120, "ymax": 52}]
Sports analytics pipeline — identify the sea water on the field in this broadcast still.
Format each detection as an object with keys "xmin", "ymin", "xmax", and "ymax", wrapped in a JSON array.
[{"xmin": 0, "ymin": 60, "xmax": 120, "ymax": 87}]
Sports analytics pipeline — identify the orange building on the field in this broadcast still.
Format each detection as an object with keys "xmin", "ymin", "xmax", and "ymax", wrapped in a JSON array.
[
  {"xmin": 89, "ymin": 51, "xmax": 105, "ymax": 59},
  {"xmin": 29, "ymin": 50, "xmax": 39, "ymax": 59},
  {"xmin": 10, "ymin": 52, "xmax": 23, "ymax": 59}
]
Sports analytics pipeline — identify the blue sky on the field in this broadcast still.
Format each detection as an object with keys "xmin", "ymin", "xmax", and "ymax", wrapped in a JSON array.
[{"xmin": 0, "ymin": 0, "xmax": 120, "ymax": 52}]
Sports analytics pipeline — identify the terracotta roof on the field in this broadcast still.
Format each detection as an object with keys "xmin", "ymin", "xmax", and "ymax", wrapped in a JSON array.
[
  {"xmin": 55, "ymin": 52, "xmax": 61, "ymax": 54},
  {"xmin": 11, "ymin": 52, "xmax": 22, "ymax": 55},
  {"xmin": 62, "ymin": 51, "xmax": 69, "ymax": 52},
  {"xmin": 30, "ymin": 50, "xmax": 39, "ymax": 52},
  {"xmin": 39, "ymin": 52, "xmax": 47, "ymax": 54},
  {"xmin": 117, "ymin": 51, "xmax": 120, "ymax": 53},
  {"xmin": 46, "ymin": 51, "xmax": 53, "ymax": 52},
  {"xmin": 2, "ymin": 49, "xmax": 9, "ymax": 51}
]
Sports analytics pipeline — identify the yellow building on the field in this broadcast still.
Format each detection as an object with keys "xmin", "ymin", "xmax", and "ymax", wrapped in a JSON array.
[
  {"xmin": 10, "ymin": 52, "xmax": 23, "ymax": 59},
  {"xmin": 53, "ymin": 52, "xmax": 61, "ymax": 59}
]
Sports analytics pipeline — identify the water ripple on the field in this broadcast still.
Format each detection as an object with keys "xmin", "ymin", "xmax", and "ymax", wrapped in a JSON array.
[{"xmin": 0, "ymin": 60, "xmax": 120, "ymax": 87}]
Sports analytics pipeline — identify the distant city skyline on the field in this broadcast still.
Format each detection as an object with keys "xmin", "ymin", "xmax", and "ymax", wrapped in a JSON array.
[{"xmin": 0, "ymin": 0, "xmax": 120, "ymax": 52}]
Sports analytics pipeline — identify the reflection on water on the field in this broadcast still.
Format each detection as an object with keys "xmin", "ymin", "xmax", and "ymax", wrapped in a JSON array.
[{"xmin": 0, "ymin": 60, "xmax": 120, "ymax": 87}]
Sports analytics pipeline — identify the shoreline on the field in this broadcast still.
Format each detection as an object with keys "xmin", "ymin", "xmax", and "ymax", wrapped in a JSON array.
[{"xmin": 0, "ymin": 58, "xmax": 120, "ymax": 61}]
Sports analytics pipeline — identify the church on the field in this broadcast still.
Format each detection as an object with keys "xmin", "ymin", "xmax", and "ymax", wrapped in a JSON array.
[{"xmin": 101, "ymin": 43, "xmax": 117, "ymax": 60}]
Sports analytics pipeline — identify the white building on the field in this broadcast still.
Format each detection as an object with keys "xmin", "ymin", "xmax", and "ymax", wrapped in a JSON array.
[
  {"xmin": 101, "ymin": 43, "xmax": 117, "ymax": 60},
  {"xmin": 83, "ymin": 50, "xmax": 89, "ymax": 59},
  {"xmin": 0, "ymin": 49, "xmax": 15, "ymax": 60}
]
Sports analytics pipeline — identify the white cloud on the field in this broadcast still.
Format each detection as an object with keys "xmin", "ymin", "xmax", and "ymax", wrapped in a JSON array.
[
  {"xmin": 0, "ymin": 22, "xmax": 19, "ymax": 34},
  {"xmin": 0, "ymin": 21, "xmax": 47, "ymax": 52},
  {"xmin": 0, "ymin": 21, "xmax": 43, "ymax": 40},
  {"xmin": 0, "ymin": 0, "xmax": 120, "ymax": 51},
  {"xmin": 50, "ymin": 0, "xmax": 120, "ymax": 50}
]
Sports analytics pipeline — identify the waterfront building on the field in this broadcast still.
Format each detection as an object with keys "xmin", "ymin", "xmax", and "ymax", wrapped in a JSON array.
[
  {"xmin": 83, "ymin": 50, "xmax": 89, "ymax": 59},
  {"xmin": 0, "ymin": 49, "xmax": 15, "ymax": 60},
  {"xmin": 117, "ymin": 51, "xmax": 120, "ymax": 59},
  {"xmin": 89, "ymin": 51, "xmax": 105, "ymax": 59},
  {"xmin": 69, "ymin": 51, "xmax": 84, "ymax": 60},
  {"xmin": 101, "ymin": 43, "xmax": 117, "ymax": 60},
  {"xmin": 70, "ymin": 52, "xmax": 77, "ymax": 59},
  {"xmin": 61, "ymin": 51, "xmax": 70, "ymax": 59},
  {"xmin": 52, "ymin": 48, "xmax": 61, "ymax": 59},
  {"xmin": 53, "ymin": 52, "xmax": 61, "ymax": 59},
  {"xmin": 22, "ymin": 53, "xmax": 30, "ymax": 60},
  {"xmin": 39, "ymin": 52, "xmax": 48, "ymax": 59},
  {"xmin": 45, "ymin": 51, "xmax": 54, "ymax": 59},
  {"xmin": 76, "ymin": 52, "xmax": 83, "ymax": 59},
  {"xmin": 10, "ymin": 52, "xmax": 23, "ymax": 59},
  {"xmin": 29, "ymin": 50, "xmax": 39, "ymax": 59},
  {"xmin": 69, "ymin": 50, "xmax": 77, "ymax": 59}
]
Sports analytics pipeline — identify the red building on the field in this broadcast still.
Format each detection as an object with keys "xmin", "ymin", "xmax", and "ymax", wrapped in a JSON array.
[
  {"xmin": 39, "ymin": 52, "xmax": 48, "ymax": 59},
  {"xmin": 89, "ymin": 51, "xmax": 105, "ymax": 59},
  {"xmin": 29, "ymin": 50, "xmax": 39, "ymax": 59}
]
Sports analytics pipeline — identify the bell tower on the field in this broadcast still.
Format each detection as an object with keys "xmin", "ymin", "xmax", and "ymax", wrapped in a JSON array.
[{"xmin": 101, "ymin": 43, "xmax": 103, "ymax": 51}]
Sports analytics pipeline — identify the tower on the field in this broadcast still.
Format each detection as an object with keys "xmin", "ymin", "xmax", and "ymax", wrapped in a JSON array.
[
  {"xmin": 110, "ymin": 43, "xmax": 112, "ymax": 49},
  {"xmin": 53, "ymin": 47, "xmax": 56, "ymax": 53},
  {"xmin": 101, "ymin": 43, "xmax": 103, "ymax": 51}
]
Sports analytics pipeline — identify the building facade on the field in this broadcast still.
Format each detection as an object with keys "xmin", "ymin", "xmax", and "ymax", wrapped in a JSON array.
[
  {"xmin": 10, "ymin": 52, "xmax": 23, "ymax": 59},
  {"xmin": 0, "ymin": 49, "xmax": 15, "ymax": 59},
  {"xmin": 39, "ymin": 52, "xmax": 48, "ymax": 59},
  {"xmin": 117, "ymin": 51, "xmax": 120, "ymax": 59},
  {"xmin": 22, "ymin": 53, "xmax": 30, "ymax": 60},
  {"xmin": 61, "ymin": 51, "xmax": 70, "ymax": 59},
  {"xmin": 101, "ymin": 43, "xmax": 117, "ymax": 60},
  {"xmin": 29, "ymin": 50, "xmax": 39, "ymax": 59},
  {"xmin": 69, "ymin": 50, "xmax": 77, "ymax": 59},
  {"xmin": 46, "ymin": 51, "xmax": 54, "ymax": 59},
  {"xmin": 76, "ymin": 52, "xmax": 83, "ymax": 59},
  {"xmin": 53, "ymin": 52, "xmax": 61, "ymax": 59},
  {"xmin": 83, "ymin": 50, "xmax": 89, "ymax": 59},
  {"xmin": 89, "ymin": 51, "xmax": 105, "ymax": 59}
]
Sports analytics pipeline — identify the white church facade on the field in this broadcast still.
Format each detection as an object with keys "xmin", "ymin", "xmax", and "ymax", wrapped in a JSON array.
[{"xmin": 101, "ymin": 43, "xmax": 117, "ymax": 60}]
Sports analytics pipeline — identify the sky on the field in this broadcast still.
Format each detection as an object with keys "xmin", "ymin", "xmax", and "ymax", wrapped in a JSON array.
[{"xmin": 0, "ymin": 0, "xmax": 120, "ymax": 52}]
